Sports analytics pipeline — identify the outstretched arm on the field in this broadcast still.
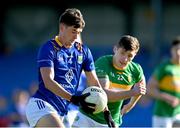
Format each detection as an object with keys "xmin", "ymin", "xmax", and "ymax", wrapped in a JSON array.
[
  {"xmin": 121, "ymin": 95, "xmax": 141, "ymax": 115},
  {"xmin": 121, "ymin": 77, "xmax": 146, "ymax": 115},
  {"xmin": 100, "ymin": 76, "xmax": 146, "ymax": 102},
  {"xmin": 147, "ymin": 76, "xmax": 180, "ymax": 107}
]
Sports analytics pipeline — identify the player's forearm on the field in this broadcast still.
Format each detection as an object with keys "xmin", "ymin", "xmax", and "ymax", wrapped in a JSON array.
[
  {"xmin": 148, "ymin": 89, "xmax": 166, "ymax": 101},
  {"xmin": 122, "ymin": 95, "xmax": 142, "ymax": 114},
  {"xmin": 85, "ymin": 70, "xmax": 102, "ymax": 88},
  {"xmin": 128, "ymin": 95, "xmax": 142, "ymax": 107},
  {"xmin": 40, "ymin": 67, "xmax": 73, "ymax": 101},
  {"xmin": 105, "ymin": 89, "xmax": 139, "ymax": 102},
  {"xmin": 44, "ymin": 79, "xmax": 72, "ymax": 101},
  {"xmin": 158, "ymin": 92, "xmax": 178, "ymax": 102}
]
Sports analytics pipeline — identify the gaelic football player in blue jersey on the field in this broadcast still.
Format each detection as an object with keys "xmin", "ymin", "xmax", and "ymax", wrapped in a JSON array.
[{"xmin": 25, "ymin": 8, "xmax": 114, "ymax": 127}]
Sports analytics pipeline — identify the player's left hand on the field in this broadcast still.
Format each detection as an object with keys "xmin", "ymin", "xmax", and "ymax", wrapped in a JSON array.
[
  {"xmin": 70, "ymin": 93, "xmax": 96, "ymax": 113},
  {"xmin": 103, "ymin": 110, "xmax": 115, "ymax": 128}
]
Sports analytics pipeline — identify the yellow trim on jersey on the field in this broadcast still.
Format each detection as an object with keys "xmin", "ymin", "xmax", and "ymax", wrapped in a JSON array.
[
  {"xmin": 117, "ymin": 71, "xmax": 123, "ymax": 74},
  {"xmin": 109, "ymin": 82, "xmax": 132, "ymax": 90},
  {"xmin": 113, "ymin": 63, "xmax": 125, "ymax": 70},
  {"xmin": 159, "ymin": 76, "xmax": 180, "ymax": 92},
  {"xmin": 55, "ymin": 36, "xmax": 63, "ymax": 47}
]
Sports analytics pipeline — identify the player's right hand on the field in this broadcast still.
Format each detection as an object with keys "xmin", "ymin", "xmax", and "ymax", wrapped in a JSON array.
[
  {"xmin": 132, "ymin": 81, "xmax": 146, "ymax": 96},
  {"xmin": 70, "ymin": 93, "xmax": 96, "ymax": 113}
]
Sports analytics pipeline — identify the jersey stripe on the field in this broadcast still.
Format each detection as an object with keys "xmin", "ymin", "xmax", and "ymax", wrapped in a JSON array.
[
  {"xmin": 159, "ymin": 76, "xmax": 180, "ymax": 92},
  {"xmin": 109, "ymin": 82, "xmax": 132, "ymax": 90}
]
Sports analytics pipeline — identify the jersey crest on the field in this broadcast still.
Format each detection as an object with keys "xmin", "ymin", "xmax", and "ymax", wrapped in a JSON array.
[{"xmin": 78, "ymin": 55, "xmax": 83, "ymax": 64}]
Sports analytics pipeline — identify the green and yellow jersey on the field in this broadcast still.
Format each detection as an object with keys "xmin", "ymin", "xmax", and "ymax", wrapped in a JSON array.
[
  {"xmin": 153, "ymin": 59, "xmax": 180, "ymax": 117},
  {"xmin": 81, "ymin": 55, "xmax": 144, "ymax": 126}
]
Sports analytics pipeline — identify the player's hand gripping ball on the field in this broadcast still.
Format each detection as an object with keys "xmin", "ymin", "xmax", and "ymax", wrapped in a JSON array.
[{"xmin": 82, "ymin": 86, "xmax": 108, "ymax": 114}]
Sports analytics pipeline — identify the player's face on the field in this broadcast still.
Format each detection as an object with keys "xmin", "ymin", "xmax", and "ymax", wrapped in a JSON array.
[
  {"xmin": 171, "ymin": 44, "xmax": 180, "ymax": 63},
  {"xmin": 60, "ymin": 24, "xmax": 82, "ymax": 48},
  {"xmin": 113, "ymin": 47, "xmax": 137, "ymax": 69}
]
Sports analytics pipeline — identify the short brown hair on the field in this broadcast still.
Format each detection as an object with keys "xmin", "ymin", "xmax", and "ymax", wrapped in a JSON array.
[
  {"xmin": 59, "ymin": 8, "xmax": 85, "ymax": 29},
  {"xmin": 116, "ymin": 35, "xmax": 140, "ymax": 52}
]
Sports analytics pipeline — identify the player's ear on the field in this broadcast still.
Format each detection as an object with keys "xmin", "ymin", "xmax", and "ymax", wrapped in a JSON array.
[
  {"xmin": 60, "ymin": 23, "xmax": 65, "ymax": 32},
  {"xmin": 113, "ymin": 46, "xmax": 117, "ymax": 54}
]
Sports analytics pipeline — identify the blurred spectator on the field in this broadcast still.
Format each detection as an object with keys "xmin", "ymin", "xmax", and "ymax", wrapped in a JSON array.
[
  {"xmin": 0, "ymin": 95, "xmax": 11, "ymax": 127},
  {"xmin": 9, "ymin": 89, "xmax": 30, "ymax": 127}
]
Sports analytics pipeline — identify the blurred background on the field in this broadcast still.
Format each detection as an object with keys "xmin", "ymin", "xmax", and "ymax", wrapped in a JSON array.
[{"xmin": 0, "ymin": 0, "xmax": 180, "ymax": 127}]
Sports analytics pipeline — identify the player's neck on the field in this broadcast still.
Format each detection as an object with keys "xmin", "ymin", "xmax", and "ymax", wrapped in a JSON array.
[{"xmin": 58, "ymin": 35, "xmax": 73, "ymax": 48}]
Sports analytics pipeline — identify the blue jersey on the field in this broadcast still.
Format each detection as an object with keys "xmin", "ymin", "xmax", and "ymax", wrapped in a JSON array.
[{"xmin": 33, "ymin": 36, "xmax": 95, "ymax": 116}]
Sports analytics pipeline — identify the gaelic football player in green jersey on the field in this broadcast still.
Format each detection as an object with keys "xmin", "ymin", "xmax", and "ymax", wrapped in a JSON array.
[
  {"xmin": 147, "ymin": 36, "xmax": 180, "ymax": 128},
  {"xmin": 72, "ymin": 35, "xmax": 146, "ymax": 127}
]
